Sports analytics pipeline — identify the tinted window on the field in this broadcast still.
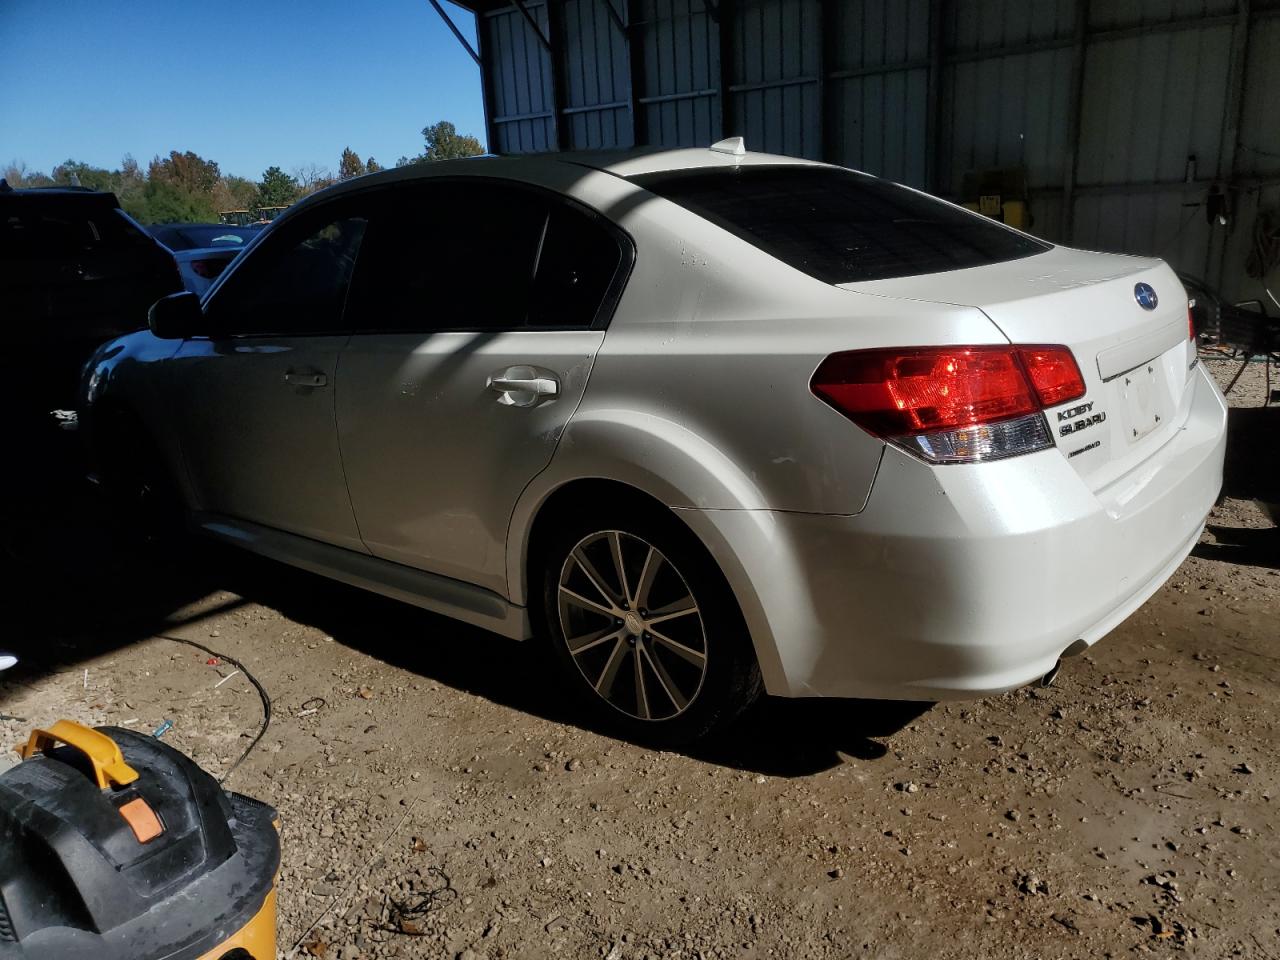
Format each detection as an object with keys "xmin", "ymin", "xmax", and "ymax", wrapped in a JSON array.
[
  {"xmin": 208, "ymin": 206, "xmax": 367, "ymax": 337},
  {"xmin": 350, "ymin": 183, "xmax": 544, "ymax": 332},
  {"xmin": 1, "ymin": 199, "xmax": 151, "ymax": 259},
  {"xmin": 528, "ymin": 205, "xmax": 623, "ymax": 328},
  {"xmin": 349, "ymin": 181, "xmax": 625, "ymax": 333},
  {"xmin": 632, "ymin": 166, "xmax": 1049, "ymax": 284}
]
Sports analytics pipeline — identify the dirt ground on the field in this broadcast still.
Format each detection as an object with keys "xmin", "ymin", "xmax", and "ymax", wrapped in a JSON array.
[{"xmin": 2, "ymin": 357, "xmax": 1277, "ymax": 960}]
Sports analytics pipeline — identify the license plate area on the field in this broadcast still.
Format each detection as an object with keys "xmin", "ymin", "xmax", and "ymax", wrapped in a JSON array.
[{"xmin": 1117, "ymin": 361, "xmax": 1166, "ymax": 443}]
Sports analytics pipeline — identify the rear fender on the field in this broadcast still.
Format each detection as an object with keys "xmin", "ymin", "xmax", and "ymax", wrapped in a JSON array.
[
  {"xmin": 507, "ymin": 409, "xmax": 770, "ymax": 601},
  {"xmin": 506, "ymin": 409, "xmax": 794, "ymax": 690}
]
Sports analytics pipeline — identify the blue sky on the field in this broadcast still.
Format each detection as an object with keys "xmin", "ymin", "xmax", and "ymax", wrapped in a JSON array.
[{"xmin": 0, "ymin": 0, "xmax": 487, "ymax": 181}]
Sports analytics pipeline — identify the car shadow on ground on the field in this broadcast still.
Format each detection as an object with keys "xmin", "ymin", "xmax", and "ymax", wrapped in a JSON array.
[
  {"xmin": 1190, "ymin": 405, "xmax": 1280, "ymax": 569},
  {"xmin": 4, "ymin": 417, "xmax": 923, "ymax": 778},
  {"xmin": 204, "ymin": 550, "xmax": 931, "ymax": 778},
  {"xmin": 1192, "ymin": 525, "xmax": 1280, "ymax": 570}
]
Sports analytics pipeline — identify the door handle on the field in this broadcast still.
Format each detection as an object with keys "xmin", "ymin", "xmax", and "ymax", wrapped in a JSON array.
[
  {"xmin": 487, "ymin": 367, "xmax": 560, "ymax": 408},
  {"xmin": 284, "ymin": 371, "xmax": 328, "ymax": 388},
  {"xmin": 488, "ymin": 376, "xmax": 559, "ymax": 397}
]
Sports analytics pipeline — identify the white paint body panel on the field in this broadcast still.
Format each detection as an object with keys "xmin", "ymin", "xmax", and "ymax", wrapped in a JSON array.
[
  {"xmin": 336, "ymin": 330, "xmax": 603, "ymax": 595},
  {"xmin": 169, "ymin": 335, "xmax": 367, "ymax": 552},
  {"xmin": 81, "ymin": 149, "xmax": 1229, "ymax": 703}
]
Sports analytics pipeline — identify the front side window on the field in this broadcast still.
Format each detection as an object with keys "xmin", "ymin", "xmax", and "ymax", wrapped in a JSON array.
[
  {"xmin": 208, "ymin": 205, "xmax": 367, "ymax": 337},
  {"xmin": 349, "ymin": 180, "xmax": 627, "ymax": 333},
  {"xmin": 631, "ymin": 165, "xmax": 1049, "ymax": 284}
]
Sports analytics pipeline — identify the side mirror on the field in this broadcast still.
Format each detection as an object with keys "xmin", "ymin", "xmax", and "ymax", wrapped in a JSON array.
[{"xmin": 148, "ymin": 291, "xmax": 203, "ymax": 340}]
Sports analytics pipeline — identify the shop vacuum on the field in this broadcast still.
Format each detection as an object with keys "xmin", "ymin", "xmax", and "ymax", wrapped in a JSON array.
[{"xmin": 0, "ymin": 720, "xmax": 279, "ymax": 960}]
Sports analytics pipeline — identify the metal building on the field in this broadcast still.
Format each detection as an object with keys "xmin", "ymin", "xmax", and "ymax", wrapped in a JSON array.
[{"xmin": 445, "ymin": 0, "xmax": 1280, "ymax": 301}]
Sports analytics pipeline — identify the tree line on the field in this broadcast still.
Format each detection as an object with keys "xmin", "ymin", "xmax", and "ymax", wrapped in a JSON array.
[{"xmin": 3, "ymin": 121, "xmax": 484, "ymax": 225}]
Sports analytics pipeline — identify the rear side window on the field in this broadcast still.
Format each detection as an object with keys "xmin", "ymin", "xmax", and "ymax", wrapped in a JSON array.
[
  {"xmin": 527, "ymin": 205, "xmax": 623, "ymax": 328},
  {"xmin": 1, "ymin": 200, "xmax": 151, "ymax": 259},
  {"xmin": 631, "ymin": 166, "xmax": 1049, "ymax": 284},
  {"xmin": 349, "ymin": 180, "xmax": 627, "ymax": 333}
]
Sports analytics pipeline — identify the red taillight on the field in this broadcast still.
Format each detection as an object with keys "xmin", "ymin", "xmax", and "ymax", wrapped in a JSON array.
[
  {"xmin": 1187, "ymin": 301, "xmax": 1196, "ymax": 341},
  {"xmin": 811, "ymin": 344, "xmax": 1086, "ymax": 464},
  {"xmin": 1017, "ymin": 345, "xmax": 1087, "ymax": 407},
  {"xmin": 812, "ymin": 345, "xmax": 1084, "ymax": 435},
  {"xmin": 190, "ymin": 258, "xmax": 227, "ymax": 279},
  {"xmin": 811, "ymin": 347, "xmax": 1037, "ymax": 435}
]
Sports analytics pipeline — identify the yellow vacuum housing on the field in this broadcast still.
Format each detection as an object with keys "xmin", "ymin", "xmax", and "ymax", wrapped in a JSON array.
[{"xmin": 0, "ymin": 720, "xmax": 279, "ymax": 960}]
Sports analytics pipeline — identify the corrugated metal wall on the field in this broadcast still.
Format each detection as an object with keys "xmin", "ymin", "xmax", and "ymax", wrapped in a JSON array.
[{"xmin": 471, "ymin": 0, "xmax": 1280, "ymax": 299}]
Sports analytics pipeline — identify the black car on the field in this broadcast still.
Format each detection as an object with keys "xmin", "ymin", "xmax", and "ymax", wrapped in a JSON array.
[{"xmin": 0, "ymin": 181, "xmax": 182, "ymax": 414}]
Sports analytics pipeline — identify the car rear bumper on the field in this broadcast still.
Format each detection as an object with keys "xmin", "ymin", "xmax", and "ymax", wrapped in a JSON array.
[{"xmin": 682, "ymin": 363, "xmax": 1227, "ymax": 700}]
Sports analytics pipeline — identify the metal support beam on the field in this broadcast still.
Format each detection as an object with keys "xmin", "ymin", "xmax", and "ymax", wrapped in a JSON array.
[
  {"xmin": 427, "ymin": 0, "xmax": 481, "ymax": 64},
  {"xmin": 817, "ymin": 0, "xmax": 834, "ymax": 162},
  {"xmin": 511, "ymin": 0, "xmax": 553, "ymax": 50},
  {"xmin": 713, "ymin": 0, "xmax": 732, "ymax": 138},
  {"xmin": 1060, "ymin": 0, "xmax": 1089, "ymax": 243},
  {"xmin": 924, "ymin": 0, "xmax": 946, "ymax": 193},
  {"xmin": 1212, "ymin": 0, "xmax": 1253, "ymax": 288},
  {"xmin": 602, "ymin": 0, "xmax": 627, "ymax": 34},
  {"xmin": 544, "ymin": 0, "xmax": 571, "ymax": 149},
  {"xmin": 472, "ymin": 8, "xmax": 501, "ymax": 153},
  {"xmin": 625, "ymin": 0, "xmax": 645, "ymax": 145}
]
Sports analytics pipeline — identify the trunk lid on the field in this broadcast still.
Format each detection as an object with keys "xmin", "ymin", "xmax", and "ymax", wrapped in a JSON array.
[{"xmin": 841, "ymin": 246, "xmax": 1196, "ymax": 490}]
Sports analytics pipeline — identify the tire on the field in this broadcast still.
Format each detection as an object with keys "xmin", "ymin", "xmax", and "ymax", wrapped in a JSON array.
[
  {"xmin": 96, "ymin": 410, "xmax": 184, "ymax": 543},
  {"xmin": 536, "ymin": 500, "xmax": 762, "ymax": 745}
]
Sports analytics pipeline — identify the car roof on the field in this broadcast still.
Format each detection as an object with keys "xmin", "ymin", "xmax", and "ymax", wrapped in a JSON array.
[
  {"xmin": 0, "ymin": 185, "xmax": 122, "ymax": 209},
  {"xmin": 560, "ymin": 145, "xmax": 828, "ymax": 178},
  {"xmin": 305, "ymin": 142, "xmax": 828, "ymax": 208},
  {"xmin": 0, "ymin": 183, "xmax": 116, "ymax": 198}
]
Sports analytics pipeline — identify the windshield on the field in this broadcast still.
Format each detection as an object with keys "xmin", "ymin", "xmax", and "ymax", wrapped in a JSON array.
[
  {"xmin": 151, "ymin": 224, "xmax": 258, "ymax": 251},
  {"xmin": 631, "ymin": 165, "xmax": 1050, "ymax": 284}
]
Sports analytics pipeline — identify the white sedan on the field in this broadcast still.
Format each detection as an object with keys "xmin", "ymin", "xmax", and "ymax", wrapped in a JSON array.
[{"xmin": 82, "ymin": 141, "xmax": 1227, "ymax": 743}]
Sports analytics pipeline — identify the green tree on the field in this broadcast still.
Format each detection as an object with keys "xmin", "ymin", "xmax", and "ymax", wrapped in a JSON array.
[
  {"xmin": 116, "ymin": 154, "xmax": 146, "ymax": 214},
  {"xmin": 3, "ymin": 160, "xmax": 54, "ymax": 188},
  {"xmin": 139, "ymin": 178, "xmax": 217, "ymax": 224},
  {"xmin": 338, "ymin": 147, "xmax": 364, "ymax": 180},
  {"xmin": 257, "ymin": 166, "xmax": 299, "ymax": 207},
  {"xmin": 149, "ymin": 151, "xmax": 220, "ymax": 195},
  {"xmin": 398, "ymin": 121, "xmax": 485, "ymax": 166},
  {"xmin": 214, "ymin": 174, "xmax": 259, "ymax": 213},
  {"xmin": 130, "ymin": 151, "xmax": 221, "ymax": 223},
  {"xmin": 51, "ymin": 159, "xmax": 120, "ymax": 192},
  {"xmin": 422, "ymin": 121, "xmax": 484, "ymax": 160},
  {"xmin": 364, "ymin": 156, "xmax": 383, "ymax": 174}
]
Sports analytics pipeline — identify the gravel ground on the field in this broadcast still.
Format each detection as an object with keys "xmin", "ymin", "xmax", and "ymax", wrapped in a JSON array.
[{"xmin": 2, "ymin": 358, "xmax": 1277, "ymax": 960}]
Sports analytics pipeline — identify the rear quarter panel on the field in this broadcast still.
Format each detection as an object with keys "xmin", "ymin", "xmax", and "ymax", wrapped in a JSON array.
[{"xmin": 506, "ymin": 171, "xmax": 1010, "ymax": 603}]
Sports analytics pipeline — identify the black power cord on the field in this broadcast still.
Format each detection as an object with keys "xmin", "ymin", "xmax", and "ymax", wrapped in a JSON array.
[{"xmin": 156, "ymin": 634, "xmax": 272, "ymax": 785}]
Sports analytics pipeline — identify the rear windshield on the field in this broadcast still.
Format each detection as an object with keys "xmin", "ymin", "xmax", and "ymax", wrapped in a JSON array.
[
  {"xmin": 150, "ymin": 224, "xmax": 258, "ymax": 251},
  {"xmin": 631, "ymin": 166, "xmax": 1049, "ymax": 284}
]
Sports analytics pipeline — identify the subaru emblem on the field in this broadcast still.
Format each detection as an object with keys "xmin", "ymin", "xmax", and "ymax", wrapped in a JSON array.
[{"xmin": 1134, "ymin": 282, "xmax": 1158, "ymax": 310}]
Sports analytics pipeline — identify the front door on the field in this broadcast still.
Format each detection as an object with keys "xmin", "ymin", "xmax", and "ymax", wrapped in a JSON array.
[
  {"xmin": 336, "ymin": 180, "xmax": 630, "ymax": 595},
  {"xmin": 171, "ymin": 199, "xmax": 370, "ymax": 551}
]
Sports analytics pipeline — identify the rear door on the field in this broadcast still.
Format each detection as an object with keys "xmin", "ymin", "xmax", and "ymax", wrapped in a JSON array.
[
  {"xmin": 169, "ymin": 197, "xmax": 370, "ymax": 550},
  {"xmin": 336, "ymin": 179, "xmax": 630, "ymax": 596}
]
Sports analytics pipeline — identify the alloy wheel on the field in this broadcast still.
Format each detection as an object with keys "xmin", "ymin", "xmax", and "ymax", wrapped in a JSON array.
[{"xmin": 557, "ymin": 530, "xmax": 709, "ymax": 721}]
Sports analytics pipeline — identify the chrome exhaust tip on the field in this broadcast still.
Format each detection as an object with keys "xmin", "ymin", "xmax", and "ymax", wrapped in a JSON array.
[{"xmin": 1040, "ymin": 659, "xmax": 1062, "ymax": 688}]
